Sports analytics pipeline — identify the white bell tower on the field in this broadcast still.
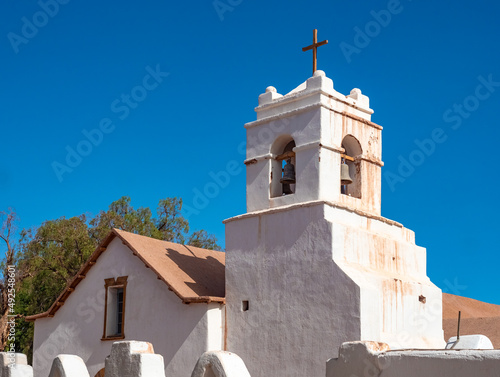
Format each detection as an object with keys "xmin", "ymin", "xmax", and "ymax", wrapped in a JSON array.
[
  {"xmin": 245, "ymin": 69, "xmax": 382, "ymax": 215},
  {"xmin": 225, "ymin": 69, "xmax": 444, "ymax": 377}
]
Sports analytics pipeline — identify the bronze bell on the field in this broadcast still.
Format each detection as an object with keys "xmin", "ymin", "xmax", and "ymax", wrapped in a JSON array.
[
  {"xmin": 341, "ymin": 162, "xmax": 353, "ymax": 185},
  {"xmin": 280, "ymin": 159, "xmax": 296, "ymax": 184}
]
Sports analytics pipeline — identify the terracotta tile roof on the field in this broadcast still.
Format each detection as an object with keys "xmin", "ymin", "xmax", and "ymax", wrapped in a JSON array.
[
  {"xmin": 442, "ymin": 293, "xmax": 500, "ymax": 348},
  {"xmin": 26, "ymin": 229, "xmax": 225, "ymax": 321},
  {"xmin": 114, "ymin": 229, "xmax": 225, "ymax": 302}
]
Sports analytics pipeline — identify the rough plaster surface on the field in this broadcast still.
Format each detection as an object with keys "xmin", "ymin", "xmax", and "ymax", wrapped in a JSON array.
[
  {"xmin": 225, "ymin": 205, "xmax": 361, "ymax": 377},
  {"xmin": 327, "ymin": 341, "xmax": 500, "ymax": 377},
  {"xmin": 445, "ymin": 335, "xmax": 494, "ymax": 350},
  {"xmin": 104, "ymin": 341, "xmax": 165, "ymax": 377},
  {"xmin": 191, "ymin": 351, "xmax": 251, "ymax": 377},
  {"xmin": 0, "ymin": 353, "xmax": 32, "ymax": 377},
  {"xmin": 32, "ymin": 237, "xmax": 223, "ymax": 377},
  {"xmin": 226, "ymin": 203, "xmax": 444, "ymax": 377},
  {"xmin": 48, "ymin": 355, "xmax": 90, "ymax": 377},
  {"xmin": 3, "ymin": 365, "xmax": 32, "ymax": 377},
  {"xmin": 0, "ymin": 353, "xmax": 28, "ymax": 368}
]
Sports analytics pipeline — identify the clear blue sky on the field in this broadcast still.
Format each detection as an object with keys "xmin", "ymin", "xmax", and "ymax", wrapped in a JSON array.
[{"xmin": 1, "ymin": 0, "xmax": 500, "ymax": 305}]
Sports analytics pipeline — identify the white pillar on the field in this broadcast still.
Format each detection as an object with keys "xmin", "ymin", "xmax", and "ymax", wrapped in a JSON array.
[
  {"xmin": 48, "ymin": 355, "xmax": 89, "ymax": 377},
  {"xmin": 0, "ymin": 353, "xmax": 33, "ymax": 377},
  {"xmin": 104, "ymin": 341, "xmax": 165, "ymax": 377}
]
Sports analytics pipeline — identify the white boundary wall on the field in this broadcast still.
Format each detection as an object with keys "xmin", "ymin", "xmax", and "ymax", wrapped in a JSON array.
[{"xmin": 327, "ymin": 341, "xmax": 500, "ymax": 377}]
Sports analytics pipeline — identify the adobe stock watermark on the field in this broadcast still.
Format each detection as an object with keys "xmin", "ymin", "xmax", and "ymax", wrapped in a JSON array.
[
  {"xmin": 6, "ymin": 265, "xmax": 16, "ymax": 366},
  {"xmin": 339, "ymin": 0, "xmax": 405, "ymax": 63},
  {"xmin": 384, "ymin": 74, "xmax": 500, "ymax": 192},
  {"xmin": 213, "ymin": 0, "xmax": 243, "ymax": 21},
  {"xmin": 51, "ymin": 64, "xmax": 169, "ymax": 183},
  {"xmin": 182, "ymin": 118, "xmax": 290, "ymax": 218},
  {"xmin": 7, "ymin": 0, "xmax": 71, "ymax": 54},
  {"xmin": 442, "ymin": 277, "xmax": 467, "ymax": 297}
]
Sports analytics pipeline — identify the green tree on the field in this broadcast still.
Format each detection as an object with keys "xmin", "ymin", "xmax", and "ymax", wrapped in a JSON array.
[
  {"xmin": 17, "ymin": 215, "xmax": 95, "ymax": 315},
  {"xmin": 188, "ymin": 230, "xmax": 221, "ymax": 250},
  {"xmin": 155, "ymin": 197, "xmax": 189, "ymax": 243},
  {"xmin": 89, "ymin": 197, "xmax": 158, "ymax": 242}
]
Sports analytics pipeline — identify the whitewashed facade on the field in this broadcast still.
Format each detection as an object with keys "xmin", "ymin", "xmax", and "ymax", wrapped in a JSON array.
[
  {"xmin": 29, "ymin": 233, "xmax": 224, "ymax": 377},
  {"xmin": 224, "ymin": 71, "xmax": 444, "ymax": 377}
]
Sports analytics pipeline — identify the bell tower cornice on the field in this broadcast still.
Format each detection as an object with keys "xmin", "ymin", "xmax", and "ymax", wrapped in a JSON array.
[
  {"xmin": 253, "ymin": 70, "xmax": 374, "ymax": 123},
  {"xmin": 245, "ymin": 101, "xmax": 381, "ymax": 130}
]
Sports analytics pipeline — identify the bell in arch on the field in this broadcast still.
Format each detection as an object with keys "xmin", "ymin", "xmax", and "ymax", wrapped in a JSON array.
[
  {"xmin": 341, "ymin": 161, "xmax": 353, "ymax": 185},
  {"xmin": 280, "ymin": 159, "xmax": 296, "ymax": 184}
]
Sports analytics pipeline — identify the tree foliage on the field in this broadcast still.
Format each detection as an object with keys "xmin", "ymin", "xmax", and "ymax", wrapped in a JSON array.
[{"xmin": 0, "ymin": 197, "xmax": 221, "ymax": 361}]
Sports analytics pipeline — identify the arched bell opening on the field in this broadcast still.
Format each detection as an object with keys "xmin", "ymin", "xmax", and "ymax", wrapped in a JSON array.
[
  {"xmin": 270, "ymin": 137, "xmax": 296, "ymax": 198},
  {"xmin": 340, "ymin": 135, "xmax": 362, "ymax": 199}
]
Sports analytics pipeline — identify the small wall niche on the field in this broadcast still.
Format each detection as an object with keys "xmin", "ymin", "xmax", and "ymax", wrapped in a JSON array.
[{"xmin": 242, "ymin": 300, "xmax": 249, "ymax": 312}]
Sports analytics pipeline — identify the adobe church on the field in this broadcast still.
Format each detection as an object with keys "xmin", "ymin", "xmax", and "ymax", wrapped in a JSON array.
[{"xmin": 26, "ymin": 34, "xmax": 497, "ymax": 377}]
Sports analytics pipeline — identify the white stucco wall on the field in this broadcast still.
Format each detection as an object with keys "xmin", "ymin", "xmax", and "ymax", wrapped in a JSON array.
[
  {"xmin": 32, "ymin": 238, "xmax": 223, "ymax": 377},
  {"xmin": 225, "ymin": 201, "xmax": 444, "ymax": 377},
  {"xmin": 325, "ymin": 204, "xmax": 444, "ymax": 348},
  {"xmin": 0, "ymin": 353, "xmax": 33, "ymax": 377},
  {"xmin": 327, "ymin": 341, "xmax": 500, "ymax": 377},
  {"xmin": 225, "ymin": 203, "xmax": 361, "ymax": 377}
]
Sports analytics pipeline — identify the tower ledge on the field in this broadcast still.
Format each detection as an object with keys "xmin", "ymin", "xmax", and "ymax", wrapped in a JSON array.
[
  {"xmin": 255, "ymin": 71, "xmax": 374, "ymax": 122},
  {"xmin": 224, "ymin": 199, "xmax": 401, "ymax": 226},
  {"xmin": 223, "ymin": 199, "xmax": 412, "ymax": 242}
]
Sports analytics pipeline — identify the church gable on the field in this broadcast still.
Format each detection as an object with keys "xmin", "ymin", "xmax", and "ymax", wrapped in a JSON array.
[
  {"xmin": 30, "ymin": 230, "xmax": 226, "ymax": 377},
  {"xmin": 26, "ymin": 229, "xmax": 225, "ymax": 321}
]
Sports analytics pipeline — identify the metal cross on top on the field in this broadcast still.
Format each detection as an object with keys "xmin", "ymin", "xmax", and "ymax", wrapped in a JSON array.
[{"xmin": 302, "ymin": 29, "xmax": 328, "ymax": 75}]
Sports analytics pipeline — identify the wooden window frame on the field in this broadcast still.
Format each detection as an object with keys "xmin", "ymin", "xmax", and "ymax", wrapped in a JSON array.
[{"xmin": 101, "ymin": 276, "xmax": 128, "ymax": 341}]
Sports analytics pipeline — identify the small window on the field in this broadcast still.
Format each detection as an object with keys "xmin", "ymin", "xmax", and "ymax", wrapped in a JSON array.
[
  {"xmin": 102, "ymin": 276, "xmax": 127, "ymax": 340},
  {"xmin": 242, "ymin": 300, "xmax": 249, "ymax": 311}
]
